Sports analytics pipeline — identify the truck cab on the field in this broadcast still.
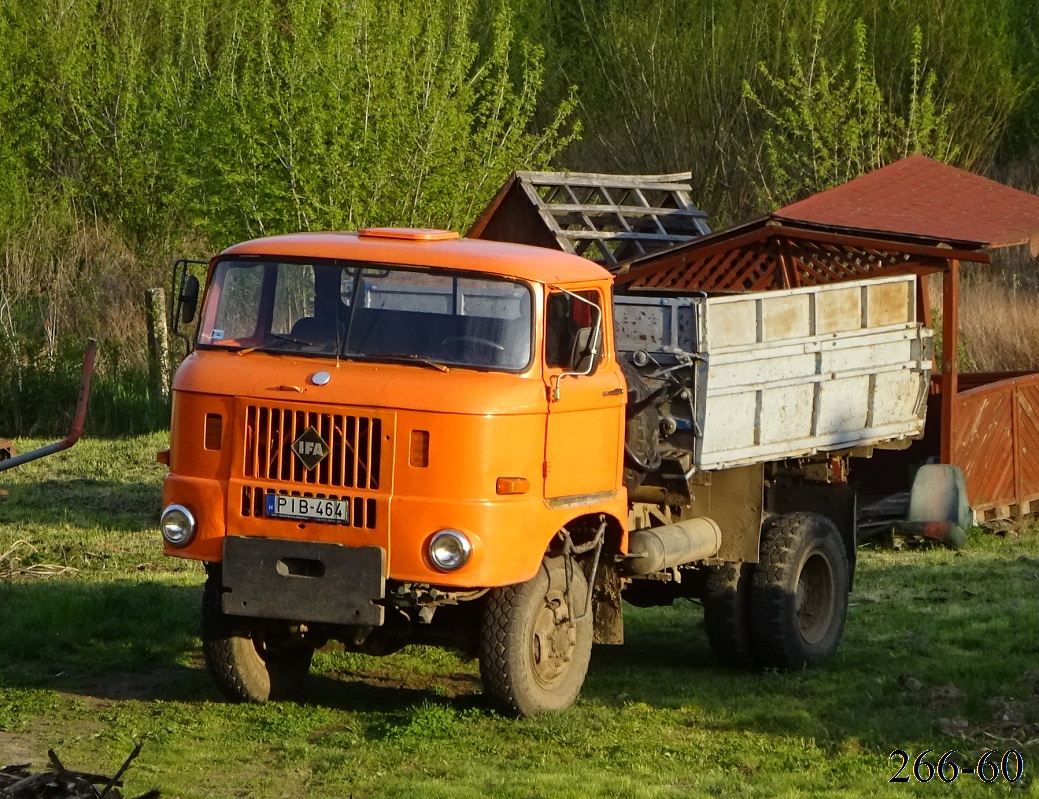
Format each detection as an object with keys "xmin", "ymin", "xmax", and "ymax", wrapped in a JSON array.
[{"xmin": 161, "ymin": 229, "xmax": 627, "ymax": 715}]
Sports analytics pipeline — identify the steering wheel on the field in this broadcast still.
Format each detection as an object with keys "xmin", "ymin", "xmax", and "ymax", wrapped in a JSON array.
[{"xmin": 440, "ymin": 335, "xmax": 506, "ymax": 353}]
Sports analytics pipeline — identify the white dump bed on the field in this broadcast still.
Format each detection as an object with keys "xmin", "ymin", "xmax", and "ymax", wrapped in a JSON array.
[{"xmin": 614, "ymin": 274, "xmax": 932, "ymax": 471}]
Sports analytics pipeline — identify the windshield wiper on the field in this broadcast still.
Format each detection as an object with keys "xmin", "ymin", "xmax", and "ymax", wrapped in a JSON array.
[
  {"xmin": 265, "ymin": 332, "xmax": 316, "ymax": 347},
  {"xmin": 371, "ymin": 353, "xmax": 450, "ymax": 372}
]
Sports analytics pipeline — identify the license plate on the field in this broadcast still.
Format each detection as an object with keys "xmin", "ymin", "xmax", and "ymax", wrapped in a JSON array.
[{"xmin": 265, "ymin": 494, "xmax": 350, "ymax": 524}]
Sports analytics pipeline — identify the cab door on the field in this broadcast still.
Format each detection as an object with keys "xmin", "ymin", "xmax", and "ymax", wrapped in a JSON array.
[{"xmin": 542, "ymin": 288, "xmax": 625, "ymax": 501}]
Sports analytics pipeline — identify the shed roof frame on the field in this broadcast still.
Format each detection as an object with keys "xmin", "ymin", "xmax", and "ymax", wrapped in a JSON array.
[{"xmin": 467, "ymin": 170, "xmax": 711, "ymax": 267}]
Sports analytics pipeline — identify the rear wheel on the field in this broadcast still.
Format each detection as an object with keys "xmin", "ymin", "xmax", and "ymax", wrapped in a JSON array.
[
  {"xmin": 702, "ymin": 561, "xmax": 756, "ymax": 668},
  {"xmin": 751, "ymin": 512, "xmax": 849, "ymax": 669},
  {"xmin": 201, "ymin": 569, "xmax": 314, "ymax": 702},
  {"xmin": 478, "ymin": 558, "xmax": 592, "ymax": 717}
]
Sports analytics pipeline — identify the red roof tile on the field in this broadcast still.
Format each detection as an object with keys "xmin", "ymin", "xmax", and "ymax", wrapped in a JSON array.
[{"xmin": 776, "ymin": 154, "xmax": 1039, "ymax": 252}]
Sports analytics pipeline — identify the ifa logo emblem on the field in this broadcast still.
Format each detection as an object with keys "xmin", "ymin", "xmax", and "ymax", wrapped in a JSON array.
[{"xmin": 291, "ymin": 427, "xmax": 329, "ymax": 470}]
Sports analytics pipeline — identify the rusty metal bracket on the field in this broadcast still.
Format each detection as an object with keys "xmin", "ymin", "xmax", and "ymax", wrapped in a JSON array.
[
  {"xmin": 556, "ymin": 518, "xmax": 607, "ymax": 623},
  {"xmin": 0, "ymin": 339, "xmax": 96, "ymax": 473}
]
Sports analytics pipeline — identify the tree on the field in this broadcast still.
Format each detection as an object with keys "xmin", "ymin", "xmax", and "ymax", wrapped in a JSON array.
[{"xmin": 742, "ymin": 4, "xmax": 958, "ymax": 207}]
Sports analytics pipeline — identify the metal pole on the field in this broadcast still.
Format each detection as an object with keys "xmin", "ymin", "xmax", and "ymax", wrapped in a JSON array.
[{"xmin": 0, "ymin": 339, "xmax": 97, "ymax": 473}]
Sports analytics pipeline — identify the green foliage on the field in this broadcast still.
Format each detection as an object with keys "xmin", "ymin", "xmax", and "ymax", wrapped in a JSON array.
[
  {"xmin": 535, "ymin": 0, "xmax": 1031, "ymax": 223},
  {"xmin": 169, "ymin": 0, "xmax": 576, "ymax": 241},
  {"xmin": 2, "ymin": 0, "xmax": 1039, "ymax": 433},
  {"xmin": 383, "ymin": 700, "xmax": 486, "ymax": 742},
  {"xmin": 527, "ymin": 0, "xmax": 786, "ymax": 221},
  {"xmin": 0, "ymin": 0, "xmax": 575, "ymax": 244},
  {"xmin": 0, "ymin": 0, "xmax": 576, "ymax": 434},
  {"xmin": 0, "ymin": 331, "xmax": 169, "ymax": 437},
  {"xmin": 742, "ymin": 4, "xmax": 959, "ymax": 207},
  {"xmin": 0, "ymin": 688, "xmax": 57, "ymax": 732}
]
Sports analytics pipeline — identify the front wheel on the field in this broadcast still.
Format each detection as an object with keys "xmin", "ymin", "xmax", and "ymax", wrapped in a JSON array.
[
  {"xmin": 201, "ymin": 569, "xmax": 314, "ymax": 702},
  {"xmin": 751, "ymin": 512, "xmax": 849, "ymax": 669},
  {"xmin": 478, "ymin": 558, "xmax": 593, "ymax": 717}
]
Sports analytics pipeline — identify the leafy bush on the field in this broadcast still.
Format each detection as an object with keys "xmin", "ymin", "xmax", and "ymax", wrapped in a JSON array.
[
  {"xmin": 2, "ymin": 0, "xmax": 1038, "ymax": 434},
  {"xmin": 742, "ymin": 10, "xmax": 958, "ymax": 207},
  {"xmin": 535, "ymin": 0, "xmax": 1029, "ymax": 223}
]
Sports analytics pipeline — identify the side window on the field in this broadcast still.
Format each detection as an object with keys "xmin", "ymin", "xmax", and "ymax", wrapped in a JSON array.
[{"xmin": 545, "ymin": 290, "xmax": 602, "ymax": 373}]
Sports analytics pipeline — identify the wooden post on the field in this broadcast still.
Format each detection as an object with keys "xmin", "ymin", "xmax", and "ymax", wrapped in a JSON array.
[
  {"xmin": 145, "ymin": 288, "xmax": 171, "ymax": 401},
  {"xmin": 940, "ymin": 260, "xmax": 960, "ymax": 464},
  {"xmin": 916, "ymin": 272, "xmax": 931, "ymax": 327}
]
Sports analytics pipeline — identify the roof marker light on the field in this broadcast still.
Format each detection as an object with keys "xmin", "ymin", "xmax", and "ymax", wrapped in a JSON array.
[{"xmin": 358, "ymin": 228, "xmax": 459, "ymax": 242}]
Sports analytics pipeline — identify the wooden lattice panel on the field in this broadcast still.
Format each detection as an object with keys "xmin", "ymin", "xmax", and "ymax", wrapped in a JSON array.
[{"xmin": 622, "ymin": 232, "xmax": 923, "ymax": 292}]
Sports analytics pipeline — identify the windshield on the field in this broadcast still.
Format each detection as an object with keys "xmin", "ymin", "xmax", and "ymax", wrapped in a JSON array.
[{"xmin": 197, "ymin": 258, "xmax": 533, "ymax": 371}]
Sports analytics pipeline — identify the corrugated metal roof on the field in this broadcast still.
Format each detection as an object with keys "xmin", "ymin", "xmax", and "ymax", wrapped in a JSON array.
[
  {"xmin": 776, "ymin": 155, "xmax": 1039, "ymax": 253},
  {"xmin": 467, "ymin": 171, "xmax": 711, "ymax": 268}
]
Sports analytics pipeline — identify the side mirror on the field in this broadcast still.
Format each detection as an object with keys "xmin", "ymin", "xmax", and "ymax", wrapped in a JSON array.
[
  {"xmin": 180, "ymin": 275, "xmax": 200, "ymax": 324},
  {"xmin": 170, "ymin": 258, "xmax": 208, "ymax": 356},
  {"xmin": 551, "ymin": 305, "xmax": 604, "ymax": 401},
  {"xmin": 569, "ymin": 325, "xmax": 603, "ymax": 374}
]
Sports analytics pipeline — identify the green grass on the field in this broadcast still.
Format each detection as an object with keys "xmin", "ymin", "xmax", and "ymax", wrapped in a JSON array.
[
  {"xmin": 0, "ymin": 358, "xmax": 171, "ymax": 437},
  {"xmin": 1, "ymin": 436, "xmax": 1038, "ymax": 797}
]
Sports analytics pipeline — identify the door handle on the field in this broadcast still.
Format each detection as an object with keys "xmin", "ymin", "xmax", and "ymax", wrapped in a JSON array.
[{"xmin": 602, "ymin": 387, "xmax": 624, "ymax": 396}]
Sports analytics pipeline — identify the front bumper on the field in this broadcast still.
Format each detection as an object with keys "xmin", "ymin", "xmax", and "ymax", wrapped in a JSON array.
[{"xmin": 221, "ymin": 536, "xmax": 385, "ymax": 626}]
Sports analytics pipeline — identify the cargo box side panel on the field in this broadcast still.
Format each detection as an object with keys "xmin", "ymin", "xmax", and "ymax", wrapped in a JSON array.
[{"xmin": 698, "ymin": 275, "xmax": 931, "ymax": 470}]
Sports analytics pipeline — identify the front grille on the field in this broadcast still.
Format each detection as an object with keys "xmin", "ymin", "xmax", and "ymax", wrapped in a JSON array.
[
  {"xmin": 243, "ymin": 404, "xmax": 383, "ymax": 489},
  {"xmin": 241, "ymin": 485, "xmax": 377, "ymax": 529}
]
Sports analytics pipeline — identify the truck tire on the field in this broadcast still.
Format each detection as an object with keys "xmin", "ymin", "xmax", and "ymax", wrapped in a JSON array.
[
  {"xmin": 201, "ymin": 570, "xmax": 313, "ymax": 702},
  {"xmin": 702, "ymin": 561, "xmax": 756, "ymax": 668},
  {"xmin": 751, "ymin": 512, "xmax": 849, "ymax": 669},
  {"xmin": 478, "ymin": 558, "xmax": 592, "ymax": 717}
]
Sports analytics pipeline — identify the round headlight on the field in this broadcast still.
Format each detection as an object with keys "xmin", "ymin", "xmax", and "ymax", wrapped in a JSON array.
[
  {"xmin": 428, "ymin": 529, "xmax": 472, "ymax": 572},
  {"xmin": 161, "ymin": 504, "xmax": 197, "ymax": 547}
]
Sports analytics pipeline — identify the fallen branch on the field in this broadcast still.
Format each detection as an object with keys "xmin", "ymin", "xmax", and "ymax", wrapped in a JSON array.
[{"xmin": 0, "ymin": 743, "xmax": 158, "ymax": 799}]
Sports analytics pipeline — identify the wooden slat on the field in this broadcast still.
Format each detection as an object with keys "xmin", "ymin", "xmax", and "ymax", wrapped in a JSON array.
[
  {"xmin": 955, "ymin": 390, "xmax": 1015, "ymax": 509},
  {"xmin": 1015, "ymin": 383, "xmax": 1039, "ymax": 502},
  {"xmin": 555, "ymin": 229, "xmax": 699, "ymax": 243},
  {"xmin": 542, "ymin": 202, "xmax": 708, "ymax": 219},
  {"xmin": 515, "ymin": 170, "xmax": 695, "ymax": 189}
]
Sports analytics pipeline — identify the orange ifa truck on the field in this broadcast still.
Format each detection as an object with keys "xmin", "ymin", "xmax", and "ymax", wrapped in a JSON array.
[{"xmin": 159, "ymin": 228, "xmax": 934, "ymax": 716}]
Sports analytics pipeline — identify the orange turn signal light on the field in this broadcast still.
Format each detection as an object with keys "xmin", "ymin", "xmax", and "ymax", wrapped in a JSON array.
[
  {"xmin": 496, "ymin": 477, "xmax": 529, "ymax": 495},
  {"xmin": 410, "ymin": 430, "xmax": 430, "ymax": 467},
  {"xmin": 204, "ymin": 413, "xmax": 223, "ymax": 450}
]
